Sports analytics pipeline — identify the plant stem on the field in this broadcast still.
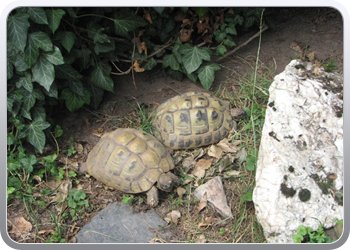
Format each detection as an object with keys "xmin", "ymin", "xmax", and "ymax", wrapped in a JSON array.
[{"xmin": 251, "ymin": 8, "xmax": 265, "ymax": 154}]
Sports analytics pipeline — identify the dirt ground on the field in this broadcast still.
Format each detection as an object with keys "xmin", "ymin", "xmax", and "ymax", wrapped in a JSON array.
[{"xmin": 7, "ymin": 7, "xmax": 343, "ymax": 243}]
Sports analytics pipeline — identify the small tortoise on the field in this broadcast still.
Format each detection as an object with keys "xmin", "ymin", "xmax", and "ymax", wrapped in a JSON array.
[
  {"xmin": 86, "ymin": 128, "xmax": 177, "ymax": 207},
  {"xmin": 153, "ymin": 92, "xmax": 245, "ymax": 150}
]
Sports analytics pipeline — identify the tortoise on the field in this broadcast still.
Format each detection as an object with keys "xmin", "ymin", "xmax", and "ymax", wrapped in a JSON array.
[
  {"xmin": 86, "ymin": 128, "xmax": 178, "ymax": 207},
  {"xmin": 153, "ymin": 92, "xmax": 245, "ymax": 150}
]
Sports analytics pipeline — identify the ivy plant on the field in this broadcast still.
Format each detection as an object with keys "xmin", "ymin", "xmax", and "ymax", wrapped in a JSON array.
[{"xmin": 7, "ymin": 7, "xmax": 269, "ymax": 154}]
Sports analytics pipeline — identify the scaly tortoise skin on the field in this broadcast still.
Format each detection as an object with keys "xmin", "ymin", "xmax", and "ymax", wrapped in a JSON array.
[
  {"xmin": 86, "ymin": 128, "xmax": 176, "ymax": 206},
  {"xmin": 153, "ymin": 92, "xmax": 243, "ymax": 150}
]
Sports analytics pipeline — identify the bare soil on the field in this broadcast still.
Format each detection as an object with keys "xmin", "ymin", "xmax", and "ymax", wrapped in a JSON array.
[{"xmin": 7, "ymin": 7, "xmax": 343, "ymax": 243}]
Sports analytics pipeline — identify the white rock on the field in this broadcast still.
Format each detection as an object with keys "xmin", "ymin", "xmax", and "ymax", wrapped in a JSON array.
[{"xmin": 253, "ymin": 60, "xmax": 343, "ymax": 243}]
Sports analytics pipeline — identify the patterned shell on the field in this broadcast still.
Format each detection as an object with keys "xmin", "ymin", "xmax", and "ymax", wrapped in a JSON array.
[
  {"xmin": 153, "ymin": 92, "xmax": 234, "ymax": 149},
  {"xmin": 86, "ymin": 128, "xmax": 174, "ymax": 193}
]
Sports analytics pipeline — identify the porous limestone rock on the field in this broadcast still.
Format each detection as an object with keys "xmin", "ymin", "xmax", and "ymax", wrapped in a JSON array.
[{"xmin": 253, "ymin": 60, "xmax": 343, "ymax": 243}]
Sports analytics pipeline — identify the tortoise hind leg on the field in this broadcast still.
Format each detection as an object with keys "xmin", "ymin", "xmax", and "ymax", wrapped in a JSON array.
[{"xmin": 146, "ymin": 186, "xmax": 159, "ymax": 207}]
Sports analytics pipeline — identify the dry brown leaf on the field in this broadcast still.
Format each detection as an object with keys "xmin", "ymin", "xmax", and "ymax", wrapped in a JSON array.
[
  {"xmin": 197, "ymin": 222, "xmax": 209, "ymax": 228},
  {"xmin": 182, "ymin": 156, "xmax": 195, "ymax": 171},
  {"xmin": 313, "ymin": 67, "xmax": 321, "ymax": 76},
  {"xmin": 193, "ymin": 148, "xmax": 205, "ymax": 160},
  {"xmin": 38, "ymin": 229, "xmax": 55, "ymax": 235},
  {"xmin": 306, "ymin": 51, "xmax": 315, "ymax": 61},
  {"xmin": 195, "ymin": 234, "xmax": 207, "ymax": 243},
  {"xmin": 174, "ymin": 10, "xmax": 187, "ymax": 22},
  {"xmin": 196, "ymin": 158, "xmax": 213, "ymax": 170},
  {"xmin": 182, "ymin": 174, "xmax": 194, "ymax": 185},
  {"xmin": 218, "ymin": 155, "xmax": 234, "ymax": 172},
  {"xmin": 33, "ymin": 175, "xmax": 41, "ymax": 182},
  {"xmin": 164, "ymin": 210, "xmax": 181, "ymax": 225},
  {"xmin": 68, "ymin": 159, "xmax": 79, "ymax": 172},
  {"xmin": 47, "ymin": 179, "xmax": 72, "ymax": 204},
  {"xmin": 133, "ymin": 60, "xmax": 145, "ymax": 73},
  {"xmin": 223, "ymin": 170, "xmax": 241, "ymax": 178},
  {"xmin": 74, "ymin": 142, "xmax": 84, "ymax": 154},
  {"xmin": 177, "ymin": 187, "xmax": 186, "ymax": 198},
  {"xmin": 216, "ymin": 138, "xmax": 238, "ymax": 153},
  {"xmin": 197, "ymin": 192, "xmax": 207, "ymax": 212},
  {"xmin": 137, "ymin": 42, "xmax": 148, "ymax": 55},
  {"xmin": 208, "ymin": 145, "xmax": 223, "ymax": 159},
  {"xmin": 236, "ymin": 148, "xmax": 247, "ymax": 163},
  {"xmin": 180, "ymin": 29, "xmax": 193, "ymax": 42},
  {"xmin": 143, "ymin": 11, "xmax": 153, "ymax": 24},
  {"xmin": 192, "ymin": 165, "xmax": 206, "ymax": 179},
  {"xmin": 181, "ymin": 19, "xmax": 191, "ymax": 27},
  {"xmin": 9, "ymin": 217, "xmax": 32, "ymax": 235}
]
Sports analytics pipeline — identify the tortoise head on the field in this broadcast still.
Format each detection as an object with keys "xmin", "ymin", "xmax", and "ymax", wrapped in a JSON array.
[
  {"xmin": 231, "ymin": 108, "xmax": 246, "ymax": 121},
  {"xmin": 157, "ymin": 172, "xmax": 178, "ymax": 192}
]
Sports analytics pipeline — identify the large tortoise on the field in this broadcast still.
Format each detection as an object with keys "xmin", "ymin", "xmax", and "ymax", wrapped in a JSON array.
[
  {"xmin": 153, "ymin": 92, "xmax": 245, "ymax": 150},
  {"xmin": 86, "ymin": 128, "xmax": 178, "ymax": 207}
]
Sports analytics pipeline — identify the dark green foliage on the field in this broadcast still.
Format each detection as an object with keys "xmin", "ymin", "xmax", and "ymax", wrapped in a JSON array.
[{"xmin": 7, "ymin": 7, "xmax": 269, "ymax": 154}]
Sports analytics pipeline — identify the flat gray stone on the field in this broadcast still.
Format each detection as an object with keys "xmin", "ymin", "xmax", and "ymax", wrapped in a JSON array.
[{"xmin": 76, "ymin": 202, "xmax": 166, "ymax": 243}]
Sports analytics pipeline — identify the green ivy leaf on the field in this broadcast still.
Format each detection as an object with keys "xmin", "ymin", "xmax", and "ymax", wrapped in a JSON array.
[
  {"xmin": 29, "ymin": 31, "xmax": 54, "ymax": 52},
  {"xmin": 43, "ymin": 153, "xmax": 57, "ymax": 163},
  {"xmin": 194, "ymin": 7, "xmax": 208, "ymax": 17},
  {"xmin": 25, "ymin": 118, "xmax": 51, "ymax": 153},
  {"xmin": 24, "ymin": 38, "xmax": 40, "ymax": 68},
  {"xmin": 7, "ymin": 58, "xmax": 14, "ymax": 79},
  {"xmin": 113, "ymin": 11, "xmax": 147, "ymax": 38},
  {"xmin": 15, "ymin": 54, "xmax": 30, "ymax": 73},
  {"xmin": 224, "ymin": 37, "xmax": 236, "ymax": 47},
  {"xmin": 61, "ymin": 88, "xmax": 90, "ymax": 113},
  {"xmin": 68, "ymin": 80, "xmax": 84, "ymax": 96},
  {"xmin": 32, "ymin": 56, "xmax": 55, "ymax": 92},
  {"xmin": 45, "ymin": 9, "xmax": 65, "ymax": 34},
  {"xmin": 244, "ymin": 16, "xmax": 256, "ymax": 29},
  {"xmin": 55, "ymin": 64, "xmax": 82, "ymax": 81},
  {"xmin": 167, "ymin": 68, "xmax": 183, "ymax": 81},
  {"xmin": 7, "ymin": 156, "xmax": 22, "ymax": 171},
  {"xmin": 178, "ymin": 44, "xmax": 211, "ymax": 74},
  {"xmin": 197, "ymin": 64, "xmax": 221, "ymax": 91},
  {"xmin": 56, "ymin": 31, "xmax": 76, "ymax": 53},
  {"xmin": 79, "ymin": 48, "xmax": 92, "ymax": 70},
  {"xmin": 163, "ymin": 54, "xmax": 180, "ymax": 71},
  {"xmin": 144, "ymin": 57, "xmax": 157, "ymax": 71},
  {"xmin": 181, "ymin": 65, "xmax": 198, "ymax": 83},
  {"xmin": 27, "ymin": 7, "xmax": 48, "ymax": 25},
  {"xmin": 88, "ymin": 81, "xmax": 104, "ymax": 110},
  {"xmin": 91, "ymin": 62, "xmax": 114, "ymax": 92},
  {"xmin": 31, "ymin": 105, "xmax": 46, "ymax": 121},
  {"xmin": 19, "ymin": 154, "xmax": 37, "ymax": 173},
  {"xmin": 7, "ymin": 13, "xmax": 30, "ymax": 52},
  {"xmin": 226, "ymin": 24, "xmax": 237, "ymax": 35},
  {"xmin": 153, "ymin": 7, "xmax": 165, "ymax": 14},
  {"xmin": 88, "ymin": 26, "xmax": 110, "ymax": 43},
  {"xmin": 214, "ymin": 30, "xmax": 227, "ymax": 43},
  {"xmin": 42, "ymin": 46, "xmax": 64, "ymax": 65},
  {"xmin": 94, "ymin": 41, "xmax": 115, "ymax": 55},
  {"xmin": 216, "ymin": 45, "xmax": 227, "ymax": 56},
  {"xmin": 16, "ymin": 73, "xmax": 33, "ymax": 92}
]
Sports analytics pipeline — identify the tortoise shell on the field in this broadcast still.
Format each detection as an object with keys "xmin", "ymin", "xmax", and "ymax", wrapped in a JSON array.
[
  {"xmin": 86, "ymin": 128, "xmax": 174, "ymax": 193},
  {"xmin": 153, "ymin": 92, "xmax": 234, "ymax": 149}
]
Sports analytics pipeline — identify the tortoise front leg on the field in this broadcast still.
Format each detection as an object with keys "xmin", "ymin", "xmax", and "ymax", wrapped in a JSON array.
[{"xmin": 146, "ymin": 186, "xmax": 159, "ymax": 207}]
